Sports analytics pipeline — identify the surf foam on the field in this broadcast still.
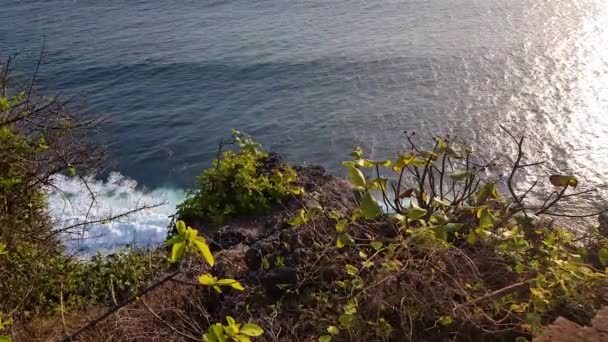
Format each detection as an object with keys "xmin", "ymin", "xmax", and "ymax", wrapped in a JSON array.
[{"xmin": 47, "ymin": 172, "xmax": 185, "ymax": 254}]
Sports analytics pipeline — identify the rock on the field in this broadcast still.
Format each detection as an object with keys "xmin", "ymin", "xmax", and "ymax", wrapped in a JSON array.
[
  {"xmin": 260, "ymin": 267, "xmax": 298, "ymax": 298},
  {"xmin": 534, "ymin": 307, "xmax": 608, "ymax": 342}
]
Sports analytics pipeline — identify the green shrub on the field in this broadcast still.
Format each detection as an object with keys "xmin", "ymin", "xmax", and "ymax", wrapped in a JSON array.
[
  {"xmin": 177, "ymin": 130, "xmax": 299, "ymax": 224},
  {"xmin": 0, "ymin": 243, "xmax": 167, "ymax": 316}
]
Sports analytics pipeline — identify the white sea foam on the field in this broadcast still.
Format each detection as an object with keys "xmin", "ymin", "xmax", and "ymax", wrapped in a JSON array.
[{"xmin": 47, "ymin": 172, "xmax": 186, "ymax": 254}]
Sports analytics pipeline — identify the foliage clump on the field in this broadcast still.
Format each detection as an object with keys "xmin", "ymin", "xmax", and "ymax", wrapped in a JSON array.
[
  {"xmin": 0, "ymin": 245, "xmax": 167, "ymax": 314},
  {"xmin": 177, "ymin": 130, "xmax": 299, "ymax": 224}
]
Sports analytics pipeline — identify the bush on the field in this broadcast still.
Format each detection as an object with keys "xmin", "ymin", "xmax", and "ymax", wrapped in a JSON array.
[
  {"xmin": 0, "ymin": 242, "xmax": 168, "ymax": 315},
  {"xmin": 177, "ymin": 130, "xmax": 299, "ymax": 224}
]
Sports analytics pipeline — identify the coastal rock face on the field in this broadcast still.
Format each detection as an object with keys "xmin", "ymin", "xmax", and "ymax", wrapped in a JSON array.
[{"xmin": 534, "ymin": 308, "xmax": 608, "ymax": 342}]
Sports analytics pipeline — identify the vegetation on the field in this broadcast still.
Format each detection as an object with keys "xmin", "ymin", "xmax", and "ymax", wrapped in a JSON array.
[
  {"xmin": 176, "ymin": 130, "xmax": 300, "ymax": 224},
  {"xmin": 2, "ymin": 57, "xmax": 608, "ymax": 341}
]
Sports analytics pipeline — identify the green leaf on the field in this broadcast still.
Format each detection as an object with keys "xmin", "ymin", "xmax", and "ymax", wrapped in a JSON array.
[
  {"xmin": 0, "ymin": 243, "xmax": 7, "ymax": 255},
  {"xmin": 510, "ymin": 303, "xmax": 527, "ymax": 313},
  {"xmin": 393, "ymin": 154, "xmax": 422, "ymax": 171},
  {"xmin": 226, "ymin": 316, "xmax": 237, "ymax": 329},
  {"xmin": 347, "ymin": 166, "xmax": 366, "ymax": 188},
  {"xmin": 0, "ymin": 337, "xmax": 11, "ymax": 342},
  {"xmin": 449, "ymin": 171, "xmax": 474, "ymax": 181},
  {"xmin": 354, "ymin": 159, "xmax": 374, "ymax": 168},
  {"xmin": 176, "ymin": 220, "xmax": 187, "ymax": 235},
  {"xmin": 216, "ymin": 278, "xmax": 245, "ymax": 291},
  {"xmin": 233, "ymin": 335, "xmax": 251, "ymax": 342},
  {"xmin": 466, "ymin": 232, "xmax": 477, "ymax": 244},
  {"xmin": 431, "ymin": 223, "xmax": 464, "ymax": 241},
  {"xmin": 339, "ymin": 313, "xmax": 355, "ymax": 328},
  {"xmin": 360, "ymin": 192, "xmax": 382, "ymax": 219},
  {"xmin": 406, "ymin": 206, "xmax": 427, "ymax": 220},
  {"xmin": 170, "ymin": 241, "xmax": 186, "ymax": 262},
  {"xmin": 475, "ymin": 183, "xmax": 500, "ymax": 204},
  {"xmin": 370, "ymin": 241, "xmax": 383, "ymax": 250},
  {"xmin": 335, "ymin": 219, "xmax": 349, "ymax": 233},
  {"xmin": 368, "ymin": 178, "xmax": 388, "ymax": 191},
  {"xmin": 288, "ymin": 209, "xmax": 308, "ymax": 227},
  {"xmin": 319, "ymin": 336, "xmax": 332, "ymax": 342},
  {"xmin": 336, "ymin": 233, "xmax": 355, "ymax": 249},
  {"xmin": 438, "ymin": 315, "xmax": 453, "ymax": 326},
  {"xmin": 345, "ymin": 264, "xmax": 358, "ymax": 276},
  {"xmin": 477, "ymin": 207, "xmax": 495, "ymax": 228},
  {"xmin": 549, "ymin": 175, "xmax": 578, "ymax": 188},
  {"xmin": 327, "ymin": 325, "xmax": 339, "ymax": 335},
  {"xmin": 240, "ymin": 323, "xmax": 264, "ymax": 337},
  {"xmin": 194, "ymin": 238, "xmax": 215, "ymax": 266},
  {"xmin": 205, "ymin": 323, "xmax": 227, "ymax": 342},
  {"xmin": 199, "ymin": 273, "xmax": 216, "ymax": 286}
]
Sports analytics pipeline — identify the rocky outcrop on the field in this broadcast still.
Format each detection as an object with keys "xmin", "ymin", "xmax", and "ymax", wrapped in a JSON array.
[{"xmin": 535, "ymin": 308, "xmax": 608, "ymax": 342}]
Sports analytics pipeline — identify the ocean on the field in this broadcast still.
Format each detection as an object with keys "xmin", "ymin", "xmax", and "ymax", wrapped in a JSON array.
[{"xmin": 1, "ymin": 0, "xmax": 607, "ymax": 252}]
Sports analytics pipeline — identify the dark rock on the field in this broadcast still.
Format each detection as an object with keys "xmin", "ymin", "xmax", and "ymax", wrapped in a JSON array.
[{"xmin": 260, "ymin": 267, "xmax": 299, "ymax": 298}]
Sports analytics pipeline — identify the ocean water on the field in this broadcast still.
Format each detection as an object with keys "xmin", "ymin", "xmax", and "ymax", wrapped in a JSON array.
[{"xmin": 1, "ymin": 0, "xmax": 607, "ymax": 252}]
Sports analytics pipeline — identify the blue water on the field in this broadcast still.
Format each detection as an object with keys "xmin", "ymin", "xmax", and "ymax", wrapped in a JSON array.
[{"xmin": 2, "ymin": 0, "xmax": 608, "ymax": 250}]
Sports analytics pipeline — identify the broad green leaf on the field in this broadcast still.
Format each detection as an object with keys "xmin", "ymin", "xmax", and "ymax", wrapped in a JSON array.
[
  {"xmin": 226, "ymin": 316, "xmax": 237, "ymax": 329},
  {"xmin": 240, "ymin": 323, "xmax": 264, "ymax": 337},
  {"xmin": 336, "ymin": 233, "xmax": 355, "ymax": 249},
  {"xmin": 0, "ymin": 337, "xmax": 11, "ymax": 342},
  {"xmin": 289, "ymin": 209, "xmax": 308, "ymax": 227},
  {"xmin": 393, "ymin": 154, "xmax": 423, "ymax": 172},
  {"xmin": 449, "ymin": 171, "xmax": 474, "ymax": 181},
  {"xmin": 0, "ymin": 243, "xmax": 7, "ymax": 255},
  {"xmin": 199, "ymin": 273, "xmax": 216, "ymax": 286},
  {"xmin": 359, "ymin": 159, "xmax": 392, "ymax": 167},
  {"xmin": 176, "ymin": 220, "xmax": 187, "ymax": 235},
  {"xmin": 354, "ymin": 159, "xmax": 374, "ymax": 168},
  {"xmin": 233, "ymin": 335, "xmax": 251, "ymax": 342},
  {"xmin": 205, "ymin": 323, "xmax": 226, "ymax": 342},
  {"xmin": 370, "ymin": 241, "xmax": 383, "ymax": 250},
  {"xmin": 477, "ymin": 208, "xmax": 495, "ymax": 228},
  {"xmin": 319, "ymin": 335, "xmax": 332, "ymax": 342},
  {"xmin": 327, "ymin": 325, "xmax": 339, "ymax": 335},
  {"xmin": 406, "ymin": 206, "xmax": 427, "ymax": 220},
  {"xmin": 165, "ymin": 235, "xmax": 183, "ymax": 246},
  {"xmin": 466, "ymin": 232, "xmax": 477, "ymax": 244},
  {"xmin": 368, "ymin": 178, "xmax": 388, "ymax": 191},
  {"xmin": 360, "ymin": 192, "xmax": 382, "ymax": 219},
  {"xmin": 549, "ymin": 175, "xmax": 578, "ymax": 188},
  {"xmin": 335, "ymin": 219, "xmax": 349, "ymax": 233},
  {"xmin": 290, "ymin": 186, "xmax": 304, "ymax": 195},
  {"xmin": 347, "ymin": 166, "xmax": 366, "ymax": 188},
  {"xmin": 362, "ymin": 260, "xmax": 374, "ymax": 268},
  {"xmin": 432, "ymin": 223, "xmax": 464, "ymax": 241},
  {"xmin": 345, "ymin": 264, "xmax": 358, "ymax": 276},
  {"xmin": 430, "ymin": 211, "xmax": 448, "ymax": 225},
  {"xmin": 339, "ymin": 313, "xmax": 355, "ymax": 328},
  {"xmin": 216, "ymin": 278, "xmax": 245, "ymax": 291},
  {"xmin": 194, "ymin": 239, "xmax": 215, "ymax": 266},
  {"xmin": 476, "ymin": 183, "xmax": 499, "ymax": 204},
  {"xmin": 511, "ymin": 303, "xmax": 527, "ymax": 313},
  {"xmin": 170, "ymin": 241, "xmax": 186, "ymax": 262},
  {"xmin": 438, "ymin": 315, "xmax": 453, "ymax": 326}
]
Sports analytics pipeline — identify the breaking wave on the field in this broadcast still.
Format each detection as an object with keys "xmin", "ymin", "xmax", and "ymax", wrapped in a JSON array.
[{"xmin": 47, "ymin": 172, "xmax": 186, "ymax": 255}]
